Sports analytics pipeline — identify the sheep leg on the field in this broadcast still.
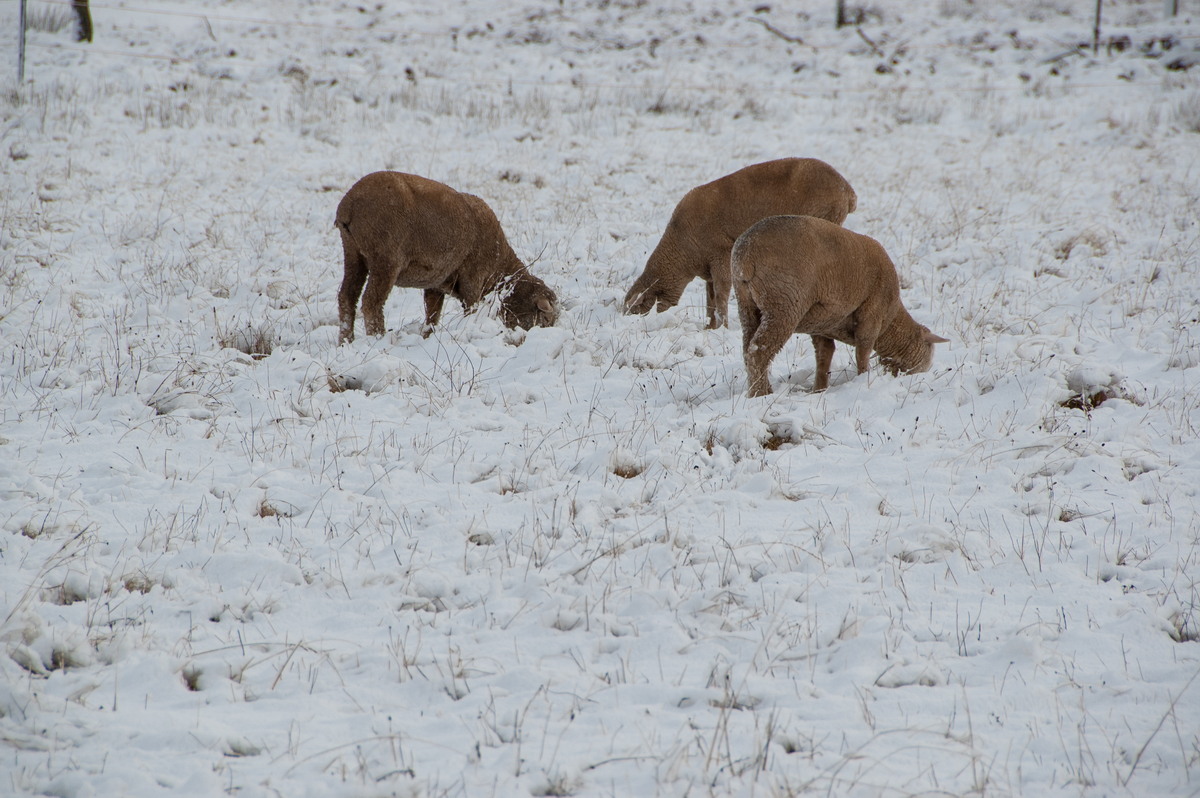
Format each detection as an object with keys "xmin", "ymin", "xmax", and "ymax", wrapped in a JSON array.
[
  {"xmin": 854, "ymin": 341, "xmax": 873, "ymax": 377},
  {"xmin": 851, "ymin": 316, "xmax": 884, "ymax": 380},
  {"xmin": 337, "ymin": 229, "xmax": 368, "ymax": 343},
  {"xmin": 360, "ymin": 262, "xmax": 401, "ymax": 338},
  {"xmin": 844, "ymin": 297, "xmax": 889, "ymax": 375},
  {"xmin": 442, "ymin": 265, "xmax": 489, "ymax": 319},
  {"xmin": 744, "ymin": 308, "xmax": 796, "ymax": 398},
  {"xmin": 707, "ymin": 267, "xmax": 731, "ymax": 329},
  {"xmin": 422, "ymin": 290, "xmax": 446, "ymax": 337},
  {"xmin": 811, "ymin": 335, "xmax": 836, "ymax": 391},
  {"xmin": 738, "ymin": 296, "xmax": 761, "ymax": 359}
]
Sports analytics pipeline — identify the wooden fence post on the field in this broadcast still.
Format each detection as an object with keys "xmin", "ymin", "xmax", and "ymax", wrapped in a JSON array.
[
  {"xmin": 18, "ymin": 0, "xmax": 27, "ymax": 82},
  {"xmin": 1093, "ymin": 0, "xmax": 1103, "ymax": 54},
  {"xmin": 74, "ymin": 0, "xmax": 93, "ymax": 43}
]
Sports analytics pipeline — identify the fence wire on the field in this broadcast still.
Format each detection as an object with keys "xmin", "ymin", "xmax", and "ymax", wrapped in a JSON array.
[{"xmin": 10, "ymin": 0, "xmax": 1198, "ymax": 95}]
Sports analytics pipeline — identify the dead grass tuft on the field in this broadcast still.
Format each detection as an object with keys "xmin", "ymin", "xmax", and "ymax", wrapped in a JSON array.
[
  {"xmin": 612, "ymin": 463, "xmax": 643, "ymax": 479},
  {"xmin": 1060, "ymin": 389, "xmax": 1113, "ymax": 413}
]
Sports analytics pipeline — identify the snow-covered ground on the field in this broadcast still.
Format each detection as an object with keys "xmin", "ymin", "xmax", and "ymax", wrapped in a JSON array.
[{"xmin": 2, "ymin": 1, "xmax": 1199, "ymax": 795}]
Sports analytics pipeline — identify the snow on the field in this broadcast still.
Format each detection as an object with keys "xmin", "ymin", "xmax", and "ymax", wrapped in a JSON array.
[{"xmin": 2, "ymin": 0, "xmax": 1199, "ymax": 795}]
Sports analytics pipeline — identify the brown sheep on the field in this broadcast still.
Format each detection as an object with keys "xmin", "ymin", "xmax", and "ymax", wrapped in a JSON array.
[
  {"xmin": 623, "ymin": 158, "xmax": 857, "ymax": 329},
  {"xmin": 336, "ymin": 171, "xmax": 559, "ymax": 343},
  {"xmin": 733, "ymin": 215, "xmax": 947, "ymax": 397}
]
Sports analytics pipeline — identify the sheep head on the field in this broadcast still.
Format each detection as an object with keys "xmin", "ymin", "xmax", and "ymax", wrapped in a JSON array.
[
  {"xmin": 501, "ymin": 273, "xmax": 560, "ymax": 330},
  {"xmin": 878, "ymin": 323, "xmax": 950, "ymax": 377}
]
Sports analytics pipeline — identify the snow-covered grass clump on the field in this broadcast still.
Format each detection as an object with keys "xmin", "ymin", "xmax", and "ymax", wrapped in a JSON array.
[{"xmin": 2, "ymin": 1, "xmax": 1198, "ymax": 796}]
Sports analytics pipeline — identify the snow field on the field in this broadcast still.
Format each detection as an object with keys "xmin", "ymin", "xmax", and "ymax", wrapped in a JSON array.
[{"xmin": 2, "ymin": 1, "xmax": 1199, "ymax": 795}]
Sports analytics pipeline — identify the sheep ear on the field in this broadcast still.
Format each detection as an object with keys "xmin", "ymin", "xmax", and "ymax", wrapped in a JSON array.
[
  {"xmin": 537, "ymin": 297, "xmax": 555, "ymax": 314},
  {"xmin": 923, "ymin": 330, "xmax": 950, "ymax": 344}
]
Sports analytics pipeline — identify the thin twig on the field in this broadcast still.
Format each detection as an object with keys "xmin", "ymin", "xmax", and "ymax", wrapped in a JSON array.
[
  {"xmin": 1041, "ymin": 47, "xmax": 1084, "ymax": 65},
  {"xmin": 748, "ymin": 17, "xmax": 804, "ymax": 45},
  {"xmin": 855, "ymin": 26, "xmax": 884, "ymax": 57},
  {"xmin": 1122, "ymin": 665, "xmax": 1200, "ymax": 787}
]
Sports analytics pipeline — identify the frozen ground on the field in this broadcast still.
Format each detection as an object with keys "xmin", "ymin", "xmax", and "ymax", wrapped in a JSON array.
[{"xmin": 2, "ymin": 1, "xmax": 1200, "ymax": 796}]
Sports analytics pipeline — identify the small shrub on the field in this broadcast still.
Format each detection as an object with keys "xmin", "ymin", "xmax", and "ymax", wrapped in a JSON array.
[
  {"xmin": 531, "ymin": 772, "xmax": 581, "ymax": 797},
  {"xmin": 217, "ymin": 322, "xmax": 276, "ymax": 359},
  {"xmin": 763, "ymin": 421, "xmax": 794, "ymax": 450},
  {"xmin": 1169, "ymin": 609, "xmax": 1198, "ymax": 643},
  {"xmin": 1053, "ymin": 229, "xmax": 1109, "ymax": 261},
  {"xmin": 937, "ymin": 0, "xmax": 977, "ymax": 20},
  {"xmin": 25, "ymin": 6, "xmax": 75, "ymax": 35},
  {"xmin": 1173, "ymin": 92, "xmax": 1200, "ymax": 133},
  {"xmin": 1060, "ymin": 389, "xmax": 1110, "ymax": 412},
  {"xmin": 182, "ymin": 665, "xmax": 203, "ymax": 691},
  {"xmin": 612, "ymin": 463, "xmax": 642, "ymax": 479},
  {"xmin": 762, "ymin": 433, "xmax": 790, "ymax": 451},
  {"xmin": 123, "ymin": 574, "xmax": 156, "ymax": 594}
]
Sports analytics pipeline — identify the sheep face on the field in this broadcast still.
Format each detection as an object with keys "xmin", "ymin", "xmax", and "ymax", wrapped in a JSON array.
[
  {"xmin": 879, "ymin": 326, "xmax": 948, "ymax": 377},
  {"xmin": 623, "ymin": 285, "xmax": 655, "ymax": 315},
  {"xmin": 501, "ymin": 274, "xmax": 560, "ymax": 330},
  {"xmin": 623, "ymin": 276, "xmax": 683, "ymax": 317},
  {"xmin": 623, "ymin": 286, "xmax": 658, "ymax": 316}
]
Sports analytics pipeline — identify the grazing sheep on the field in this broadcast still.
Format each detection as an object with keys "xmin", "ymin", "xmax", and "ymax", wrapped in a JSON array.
[
  {"xmin": 733, "ymin": 215, "xmax": 947, "ymax": 397},
  {"xmin": 336, "ymin": 171, "xmax": 559, "ymax": 343},
  {"xmin": 623, "ymin": 158, "xmax": 857, "ymax": 329}
]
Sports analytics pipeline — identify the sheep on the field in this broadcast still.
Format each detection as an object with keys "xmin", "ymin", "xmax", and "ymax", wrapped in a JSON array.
[
  {"xmin": 623, "ymin": 158, "xmax": 857, "ymax": 329},
  {"xmin": 336, "ymin": 171, "xmax": 559, "ymax": 343},
  {"xmin": 732, "ymin": 215, "xmax": 948, "ymax": 397}
]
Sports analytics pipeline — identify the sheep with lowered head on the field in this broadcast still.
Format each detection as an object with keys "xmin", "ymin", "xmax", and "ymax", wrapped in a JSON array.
[
  {"xmin": 733, "ymin": 215, "xmax": 947, "ymax": 397},
  {"xmin": 623, "ymin": 158, "xmax": 857, "ymax": 329},
  {"xmin": 336, "ymin": 171, "xmax": 559, "ymax": 343}
]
